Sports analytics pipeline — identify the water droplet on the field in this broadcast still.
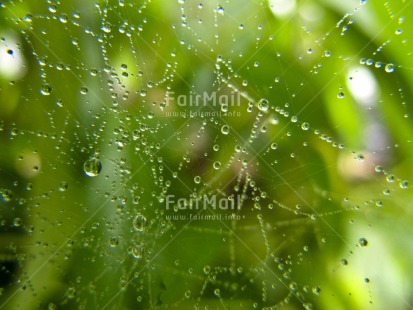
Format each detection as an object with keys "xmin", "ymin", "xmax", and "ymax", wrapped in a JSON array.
[
  {"xmin": 258, "ymin": 98, "xmax": 269, "ymax": 111},
  {"xmin": 83, "ymin": 157, "xmax": 102, "ymax": 177},
  {"xmin": 55, "ymin": 99, "xmax": 64, "ymax": 108},
  {"xmin": 133, "ymin": 214, "xmax": 147, "ymax": 232},
  {"xmin": 337, "ymin": 92, "xmax": 345, "ymax": 99},
  {"xmin": 48, "ymin": 303, "xmax": 56, "ymax": 310},
  {"xmin": 109, "ymin": 237, "xmax": 119, "ymax": 247},
  {"xmin": 221, "ymin": 125, "xmax": 230, "ymax": 135},
  {"xmin": 385, "ymin": 63, "xmax": 395, "ymax": 73},
  {"xmin": 213, "ymin": 161, "xmax": 221, "ymax": 170},
  {"xmin": 221, "ymin": 104, "xmax": 228, "ymax": 112},
  {"xmin": 270, "ymin": 143, "xmax": 278, "ymax": 150},
  {"xmin": 214, "ymin": 288, "xmax": 221, "ymax": 297},
  {"xmin": 341, "ymin": 258, "xmax": 348, "ymax": 266},
  {"xmin": 58, "ymin": 181, "xmax": 68, "ymax": 192},
  {"xmin": 80, "ymin": 87, "xmax": 88, "ymax": 95},
  {"xmin": 48, "ymin": 5, "xmax": 57, "ymax": 13},
  {"xmin": 24, "ymin": 14, "xmax": 33, "ymax": 22},
  {"xmin": 59, "ymin": 14, "xmax": 68, "ymax": 23},
  {"xmin": 1, "ymin": 189, "xmax": 14, "ymax": 202},
  {"xmin": 386, "ymin": 174, "xmax": 395, "ymax": 182},
  {"xmin": 375, "ymin": 165, "xmax": 383, "ymax": 173},
  {"xmin": 101, "ymin": 22, "xmax": 112, "ymax": 33},
  {"xmin": 312, "ymin": 286, "xmax": 321, "ymax": 295},
  {"xmin": 194, "ymin": 176, "xmax": 201, "ymax": 184},
  {"xmin": 301, "ymin": 122, "xmax": 310, "ymax": 130},
  {"xmin": 399, "ymin": 180, "xmax": 408, "ymax": 189},
  {"xmin": 291, "ymin": 116, "xmax": 298, "ymax": 123},
  {"xmin": 13, "ymin": 217, "xmax": 22, "ymax": 227},
  {"xmin": 40, "ymin": 84, "xmax": 52, "ymax": 96},
  {"xmin": 303, "ymin": 303, "xmax": 313, "ymax": 310},
  {"xmin": 358, "ymin": 237, "xmax": 368, "ymax": 247},
  {"xmin": 184, "ymin": 290, "xmax": 191, "ymax": 299},
  {"xmin": 131, "ymin": 246, "xmax": 143, "ymax": 259},
  {"xmin": 66, "ymin": 287, "xmax": 76, "ymax": 299}
]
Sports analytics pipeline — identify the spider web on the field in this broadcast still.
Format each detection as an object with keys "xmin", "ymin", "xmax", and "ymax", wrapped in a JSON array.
[{"xmin": 0, "ymin": 0, "xmax": 413, "ymax": 309}]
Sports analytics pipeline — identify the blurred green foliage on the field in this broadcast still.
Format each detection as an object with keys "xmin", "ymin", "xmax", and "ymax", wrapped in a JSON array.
[{"xmin": 1, "ymin": 0, "xmax": 413, "ymax": 309}]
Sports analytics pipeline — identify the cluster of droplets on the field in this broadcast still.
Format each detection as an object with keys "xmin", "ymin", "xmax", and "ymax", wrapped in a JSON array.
[
  {"xmin": 360, "ymin": 58, "xmax": 396, "ymax": 73},
  {"xmin": 0, "ymin": 0, "xmax": 412, "ymax": 309}
]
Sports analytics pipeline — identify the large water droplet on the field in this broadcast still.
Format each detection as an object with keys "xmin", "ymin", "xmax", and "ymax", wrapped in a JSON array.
[
  {"xmin": 399, "ymin": 180, "xmax": 409, "ymax": 189},
  {"xmin": 374, "ymin": 165, "xmax": 383, "ymax": 173},
  {"xmin": 385, "ymin": 63, "xmax": 395, "ymax": 73},
  {"xmin": 131, "ymin": 246, "xmax": 143, "ymax": 259},
  {"xmin": 258, "ymin": 98, "xmax": 269, "ymax": 111},
  {"xmin": 40, "ymin": 84, "xmax": 52, "ymax": 96},
  {"xmin": 13, "ymin": 217, "xmax": 22, "ymax": 227},
  {"xmin": 80, "ymin": 87, "xmax": 88, "ymax": 95},
  {"xmin": 66, "ymin": 287, "xmax": 76, "ymax": 299},
  {"xmin": 59, "ymin": 14, "xmax": 68, "ymax": 23},
  {"xmin": 83, "ymin": 157, "xmax": 102, "ymax": 177},
  {"xmin": 58, "ymin": 181, "xmax": 68, "ymax": 192},
  {"xmin": 386, "ymin": 174, "xmax": 395, "ymax": 183},
  {"xmin": 301, "ymin": 122, "xmax": 310, "ymax": 130},
  {"xmin": 213, "ymin": 161, "xmax": 221, "ymax": 170},
  {"xmin": 133, "ymin": 214, "xmax": 147, "ymax": 232},
  {"xmin": 24, "ymin": 14, "xmax": 33, "ymax": 22},
  {"xmin": 48, "ymin": 5, "xmax": 57, "ymax": 13},
  {"xmin": 358, "ymin": 237, "xmax": 368, "ymax": 247},
  {"xmin": 101, "ymin": 22, "xmax": 112, "ymax": 33},
  {"xmin": 221, "ymin": 125, "xmax": 230, "ymax": 135},
  {"xmin": 109, "ymin": 236, "xmax": 119, "ymax": 247}
]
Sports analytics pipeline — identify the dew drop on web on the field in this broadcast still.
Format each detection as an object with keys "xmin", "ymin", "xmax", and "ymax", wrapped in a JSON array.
[{"xmin": 83, "ymin": 157, "xmax": 102, "ymax": 177}]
